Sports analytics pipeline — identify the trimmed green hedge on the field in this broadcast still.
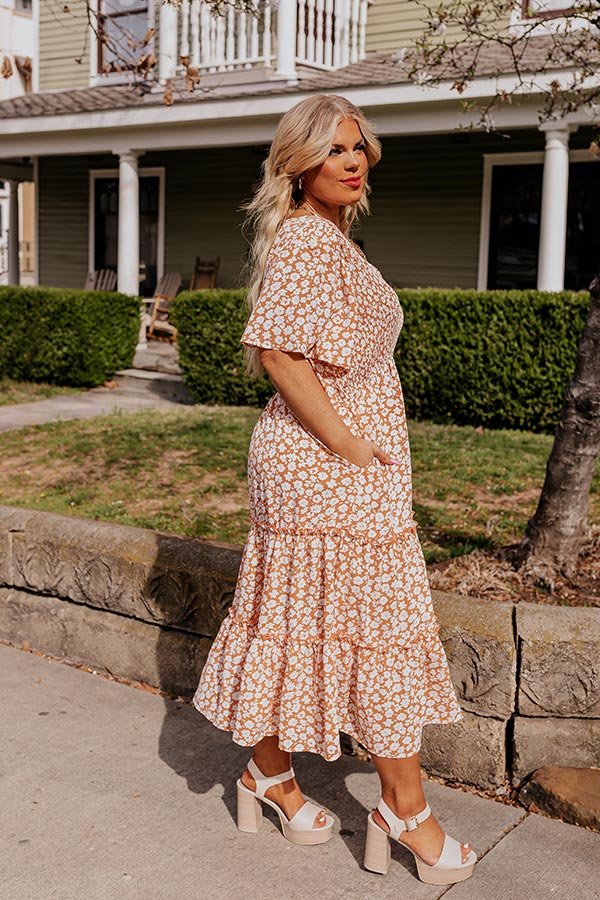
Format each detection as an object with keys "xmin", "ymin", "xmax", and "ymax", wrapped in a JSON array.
[
  {"xmin": 395, "ymin": 289, "xmax": 589, "ymax": 432},
  {"xmin": 170, "ymin": 290, "xmax": 274, "ymax": 407},
  {"xmin": 170, "ymin": 288, "xmax": 589, "ymax": 433},
  {"xmin": 0, "ymin": 286, "xmax": 141, "ymax": 387}
]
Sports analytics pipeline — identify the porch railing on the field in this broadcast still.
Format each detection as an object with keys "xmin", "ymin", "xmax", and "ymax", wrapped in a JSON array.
[{"xmin": 159, "ymin": 0, "xmax": 371, "ymax": 82}]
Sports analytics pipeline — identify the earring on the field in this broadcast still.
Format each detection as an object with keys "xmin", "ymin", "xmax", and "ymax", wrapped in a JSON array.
[{"xmin": 298, "ymin": 176, "xmax": 303, "ymax": 191}]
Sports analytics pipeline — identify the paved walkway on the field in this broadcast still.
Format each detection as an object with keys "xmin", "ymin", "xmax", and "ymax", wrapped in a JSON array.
[
  {"xmin": 1, "ymin": 641, "xmax": 598, "ymax": 900},
  {"xmin": 0, "ymin": 372, "xmax": 192, "ymax": 433}
]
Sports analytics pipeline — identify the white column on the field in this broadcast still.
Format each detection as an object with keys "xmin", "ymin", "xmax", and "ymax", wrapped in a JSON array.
[
  {"xmin": 537, "ymin": 125, "xmax": 572, "ymax": 292},
  {"xmin": 116, "ymin": 151, "xmax": 140, "ymax": 297},
  {"xmin": 274, "ymin": 0, "xmax": 298, "ymax": 80},
  {"xmin": 7, "ymin": 180, "xmax": 20, "ymax": 286},
  {"xmin": 159, "ymin": 0, "xmax": 178, "ymax": 84}
]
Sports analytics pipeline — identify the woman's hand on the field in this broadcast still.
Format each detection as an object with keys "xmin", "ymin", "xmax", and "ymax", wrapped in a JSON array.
[{"xmin": 343, "ymin": 437, "xmax": 403, "ymax": 468}]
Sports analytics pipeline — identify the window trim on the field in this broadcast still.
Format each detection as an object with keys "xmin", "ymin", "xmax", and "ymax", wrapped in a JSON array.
[
  {"xmin": 88, "ymin": 166, "xmax": 165, "ymax": 288},
  {"xmin": 90, "ymin": 0, "xmax": 155, "ymax": 84},
  {"xmin": 477, "ymin": 149, "xmax": 593, "ymax": 290},
  {"xmin": 520, "ymin": 1, "xmax": 577, "ymax": 20}
]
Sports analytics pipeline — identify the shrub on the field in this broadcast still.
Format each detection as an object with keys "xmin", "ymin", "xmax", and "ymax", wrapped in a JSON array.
[
  {"xmin": 171, "ymin": 287, "xmax": 590, "ymax": 433},
  {"xmin": 395, "ymin": 289, "xmax": 589, "ymax": 432},
  {"xmin": 0, "ymin": 286, "xmax": 141, "ymax": 387},
  {"xmin": 170, "ymin": 290, "xmax": 273, "ymax": 407}
]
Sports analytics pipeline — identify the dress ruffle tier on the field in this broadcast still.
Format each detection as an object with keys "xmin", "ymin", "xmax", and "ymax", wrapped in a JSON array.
[{"xmin": 193, "ymin": 520, "xmax": 464, "ymax": 761}]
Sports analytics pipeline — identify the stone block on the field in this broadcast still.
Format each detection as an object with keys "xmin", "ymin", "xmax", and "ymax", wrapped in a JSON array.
[
  {"xmin": 519, "ymin": 766, "xmax": 600, "ymax": 832},
  {"xmin": 512, "ymin": 716, "xmax": 600, "ymax": 785},
  {"xmin": 517, "ymin": 602, "xmax": 600, "ymax": 717},
  {"xmin": 0, "ymin": 504, "xmax": 242, "ymax": 637},
  {"xmin": 421, "ymin": 709, "xmax": 507, "ymax": 789},
  {"xmin": 431, "ymin": 590, "xmax": 517, "ymax": 718},
  {"xmin": 0, "ymin": 585, "xmax": 211, "ymax": 697}
]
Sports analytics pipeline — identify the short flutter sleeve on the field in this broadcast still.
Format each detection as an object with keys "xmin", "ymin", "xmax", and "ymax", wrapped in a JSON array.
[{"xmin": 240, "ymin": 218, "xmax": 353, "ymax": 369}]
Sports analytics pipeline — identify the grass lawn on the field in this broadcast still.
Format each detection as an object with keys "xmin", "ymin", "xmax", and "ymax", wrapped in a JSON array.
[
  {"xmin": 1, "ymin": 404, "xmax": 597, "ymax": 564},
  {"xmin": 0, "ymin": 379, "xmax": 82, "ymax": 406}
]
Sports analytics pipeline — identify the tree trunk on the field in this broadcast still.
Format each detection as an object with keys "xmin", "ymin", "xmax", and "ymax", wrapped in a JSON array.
[{"xmin": 517, "ymin": 277, "xmax": 600, "ymax": 586}]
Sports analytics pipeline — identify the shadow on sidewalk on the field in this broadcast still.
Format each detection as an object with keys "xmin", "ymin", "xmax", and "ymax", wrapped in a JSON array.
[{"xmin": 142, "ymin": 531, "xmax": 384, "ymax": 874}]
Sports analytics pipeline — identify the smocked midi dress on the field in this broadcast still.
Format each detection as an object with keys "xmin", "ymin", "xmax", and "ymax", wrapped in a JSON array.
[{"xmin": 192, "ymin": 213, "xmax": 463, "ymax": 760}]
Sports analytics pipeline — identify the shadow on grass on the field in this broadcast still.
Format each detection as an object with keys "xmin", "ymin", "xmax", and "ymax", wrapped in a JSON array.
[{"xmin": 412, "ymin": 501, "xmax": 495, "ymax": 564}]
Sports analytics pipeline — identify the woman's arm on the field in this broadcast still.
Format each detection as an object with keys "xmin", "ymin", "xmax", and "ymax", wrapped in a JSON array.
[{"xmin": 260, "ymin": 348, "xmax": 397, "ymax": 467}]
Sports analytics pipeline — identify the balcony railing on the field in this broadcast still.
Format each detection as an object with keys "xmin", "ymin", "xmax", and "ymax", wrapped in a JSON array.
[{"xmin": 159, "ymin": 0, "xmax": 371, "ymax": 83}]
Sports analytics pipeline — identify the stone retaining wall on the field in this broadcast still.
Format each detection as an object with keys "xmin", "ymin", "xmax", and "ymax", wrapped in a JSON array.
[{"xmin": 1, "ymin": 504, "xmax": 598, "ymax": 790}]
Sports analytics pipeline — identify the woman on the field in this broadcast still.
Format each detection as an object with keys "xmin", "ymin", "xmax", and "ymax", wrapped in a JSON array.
[{"xmin": 193, "ymin": 94, "xmax": 477, "ymax": 885}]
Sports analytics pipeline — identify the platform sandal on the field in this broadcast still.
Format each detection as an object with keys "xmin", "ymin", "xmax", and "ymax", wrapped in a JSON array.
[
  {"xmin": 363, "ymin": 798, "xmax": 477, "ymax": 884},
  {"xmin": 236, "ymin": 757, "xmax": 334, "ymax": 846}
]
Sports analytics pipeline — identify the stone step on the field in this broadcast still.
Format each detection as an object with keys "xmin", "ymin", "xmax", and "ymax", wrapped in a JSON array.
[
  {"xmin": 132, "ymin": 344, "xmax": 182, "ymax": 375},
  {"xmin": 113, "ymin": 369, "xmax": 194, "ymax": 405}
]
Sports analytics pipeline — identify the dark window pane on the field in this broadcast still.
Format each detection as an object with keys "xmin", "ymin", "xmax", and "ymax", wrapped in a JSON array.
[
  {"xmin": 488, "ymin": 164, "xmax": 543, "ymax": 289},
  {"xmin": 565, "ymin": 161, "xmax": 600, "ymax": 291},
  {"xmin": 94, "ymin": 175, "xmax": 159, "ymax": 296}
]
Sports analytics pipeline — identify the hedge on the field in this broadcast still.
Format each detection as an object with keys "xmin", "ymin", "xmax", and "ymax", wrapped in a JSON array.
[
  {"xmin": 0, "ymin": 286, "xmax": 141, "ymax": 387},
  {"xmin": 170, "ymin": 288, "xmax": 590, "ymax": 433}
]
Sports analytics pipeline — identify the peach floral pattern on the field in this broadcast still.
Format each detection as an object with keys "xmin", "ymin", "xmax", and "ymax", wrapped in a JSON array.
[{"xmin": 192, "ymin": 214, "xmax": 463, "ymax": 760}]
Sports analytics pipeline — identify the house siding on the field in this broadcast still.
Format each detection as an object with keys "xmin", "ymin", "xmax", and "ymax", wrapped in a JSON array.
[
  {"xmin": 39, "ymin": 0, "xmax": 90, "ymax": 92},
  {"xmin": 365, "ymin": 0, "xmax": 432, "ymax": 54},
  {"xmin": 38, "ymin": 147, "xmax": 264, "ymax": 290}
]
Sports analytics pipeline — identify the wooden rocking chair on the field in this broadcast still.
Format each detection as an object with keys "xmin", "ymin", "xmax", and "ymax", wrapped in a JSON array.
[
  {"xmin": 189, "ymin": 256, "xmax": 220, "ymax": 290},
  {"xmin": 146, "ymin": 272, "xmax": 183, "ymax": 343},
  {"xmin": 84, "ymin": 269, "xmax": 117, "ymax": 291}
]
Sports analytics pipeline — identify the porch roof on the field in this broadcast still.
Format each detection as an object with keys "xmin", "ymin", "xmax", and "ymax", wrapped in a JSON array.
[{"xmin": 0, "ymin": 34, "xmax": 585, "ymax": 122}]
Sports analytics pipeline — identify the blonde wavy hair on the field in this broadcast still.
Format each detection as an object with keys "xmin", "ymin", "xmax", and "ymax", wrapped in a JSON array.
[{"xmin": 238, "ymin": 93, "xmax": 382, "ymax": 378}]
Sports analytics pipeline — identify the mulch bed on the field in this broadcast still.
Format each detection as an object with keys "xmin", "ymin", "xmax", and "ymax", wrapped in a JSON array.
[{"xmin": 427, "ymin": 526, "xmax": 600, "ymax": 607}]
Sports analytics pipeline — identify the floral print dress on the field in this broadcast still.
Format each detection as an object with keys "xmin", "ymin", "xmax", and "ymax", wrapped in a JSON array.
[{"xmin": 192, "ymin": 213, "xmax": 463, "ymax": 760}]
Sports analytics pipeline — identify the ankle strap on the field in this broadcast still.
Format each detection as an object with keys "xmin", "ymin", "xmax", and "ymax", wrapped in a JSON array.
[
  {"xmin": 247, "ymin": 757, "xmax": 295, "ymax": 800},
  {"xmin": 376, "ymin": 799, "xmax": 431, "ymax": 841}
]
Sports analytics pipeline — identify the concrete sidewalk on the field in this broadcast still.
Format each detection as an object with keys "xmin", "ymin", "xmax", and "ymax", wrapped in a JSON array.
[
  {"xmin": 0, "ymin": 372, "xmax": 192, "ymax": 433},
  {"xmin": 1, "ymin": 641, "xmax": 598, "ymax": 900}
]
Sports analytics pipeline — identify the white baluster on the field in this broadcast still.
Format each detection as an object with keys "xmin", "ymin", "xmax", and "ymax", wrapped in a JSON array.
[
  {"xmin": 315, "ymin": 0, "xmax": 325, "ymax": 65},
  {"xmin": 263, "ymin": 1, "xmax": 272, "ymax": 67},
  {"xmin": 333, "ymin": 0, "xmax": 343, "ymax": 68},
  {"xmin": 200, "ymin": 2, "xmax": 211, "ymax": 68},
  {"xmin": 306, "ymin": 0, "xmax": 316, "ymax": 62},
  {"xmin": 297, "ymin": 0, "xmax": 306, "ymax": 62},
  {"xmin": 250, "ymin": 0, "xmax": 260, "ymax": 62},
  {"xmin": 341, "ymin": 0, "xmax": 350, "ymax": 66},
  {"xmin": 359, "ymin": 0, "xmax": 367, "ymax": 60},
  {"xmin": 350, "ymin": 0, "xmax": 359, "ymax": 63},
  {"xmin": 209, "ymin": 10, "xmax": 217, "ymax": 70},
  {"xmin": 180, "ymin": 0, "xmax": 190, "ymax": 58},
  {"xmin": 323, "ymin": 0, "xmax": 333, "ymax": 67},
  {"xmin": 158, "ymin": 0, "xmax": 178, "ymax": 83},
  {"xmin": 191, "ymin": 0, "xmax": 200, "ymax": 67},
  {"xmin": 237, "ymin": 8, "xmax": 248, "ymax": 65},
  {"xmin": 216, "ymin": 11, "xmax": 226, "ymax": 69},
  {"xmin": 226, "ymin": 4, "xmax": 235, "ymax": 68}
]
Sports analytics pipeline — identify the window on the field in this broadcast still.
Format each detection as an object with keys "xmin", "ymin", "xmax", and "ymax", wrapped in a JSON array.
[
  {"xmin": 521, "ymin": 1, "xmax": 577, "ymax": 19},
  {"xmin": 97, "ymin": 1, "xmax": 150, "ymax": 74},
  {"xmin": 486, "ymin": 159, "xmax": 600, "ymax": 291},
  {"xmin": 15, "ymin": 0, "xmax": 33, "ymax": 13}
]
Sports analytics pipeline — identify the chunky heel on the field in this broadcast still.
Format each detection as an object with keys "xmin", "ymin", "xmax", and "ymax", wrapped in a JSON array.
[
  {"xmin": 236, "ymin": 778, "xmax": 263, "ymax": 832},
  {"xmin": 235, "ymin": 758, "xmax": 334, "ymax": 845},
  {"xmin": 362, "ymin": 799, "xmax": 477, "ymax": 885},
  {"xmin": 363, "ymin": 813, "xmax": 391, "ymax": 874}
]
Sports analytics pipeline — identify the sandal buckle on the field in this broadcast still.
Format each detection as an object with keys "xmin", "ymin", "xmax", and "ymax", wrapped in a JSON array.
[{"xmin": 404, "ymin": 815, "xmax": 420, "ymax": 832}]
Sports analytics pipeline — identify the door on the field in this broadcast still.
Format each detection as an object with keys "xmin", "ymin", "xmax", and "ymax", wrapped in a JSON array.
[{"xmin": 93, "ymin": 173, "xmax": 160, "ymax": 295}]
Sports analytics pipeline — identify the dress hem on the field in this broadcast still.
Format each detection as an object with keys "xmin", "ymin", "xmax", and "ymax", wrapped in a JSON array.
[{"xmin": 193, "ymin": 697, "xmax": 465, "ymax": 763}]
